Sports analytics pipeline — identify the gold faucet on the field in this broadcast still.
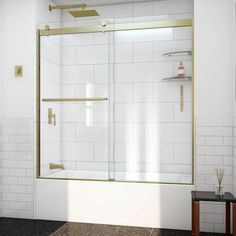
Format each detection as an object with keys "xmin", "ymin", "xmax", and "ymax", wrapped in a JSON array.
[{"xmin": 49, "ymin": 163, "xmax": 65, "ymax": 170}]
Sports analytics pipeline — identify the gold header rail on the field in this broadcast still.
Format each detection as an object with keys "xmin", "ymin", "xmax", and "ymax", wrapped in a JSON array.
[
  {"xmin": 42, "ymin": 97, "xmax": 108, "ymax": 102},
  {"xmin": 39, "ymin": 19, "xmax": 192, "ymax": 36}
]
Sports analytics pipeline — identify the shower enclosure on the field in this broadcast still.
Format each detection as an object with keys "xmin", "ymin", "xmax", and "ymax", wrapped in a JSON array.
[{"xmin": 36, "ymin": 19, "xmax": 193, "ymax": 184}]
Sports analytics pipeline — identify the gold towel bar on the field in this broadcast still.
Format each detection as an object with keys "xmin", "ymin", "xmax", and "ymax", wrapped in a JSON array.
[{"xmin": 42, "ymin": 97, "xmax": 108, "ymax": 102}]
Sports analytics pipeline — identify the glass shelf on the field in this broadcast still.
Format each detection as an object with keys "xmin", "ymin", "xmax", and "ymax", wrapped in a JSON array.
[
  {"xmin": 162, "ymin": 51, "xmax": 192, "ymax": 57},
  {"xmin": 162, "ymin": 76, "xmax": 192, "ymax": 82}
]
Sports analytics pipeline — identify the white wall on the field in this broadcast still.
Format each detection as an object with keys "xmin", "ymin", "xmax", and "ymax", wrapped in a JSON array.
[
  {"xmin": 195, "ymin": 0, "xmax": 234, "ymax": 118},
  {"xmin": 0, "ymin": 0, "xmax": 36, "ymax": 219},
  {"xmin": 1, "ymin": 0, "xmax": 36, "ymax": 119},
  {"xmin": 195, "ymin": 0, "xmax": 234, "ymax": 233}
]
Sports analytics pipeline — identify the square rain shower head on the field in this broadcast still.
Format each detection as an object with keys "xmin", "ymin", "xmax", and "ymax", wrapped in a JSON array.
[{"xmin": 69, "ymin": 9, "xmax": 100, "ymax": 17}]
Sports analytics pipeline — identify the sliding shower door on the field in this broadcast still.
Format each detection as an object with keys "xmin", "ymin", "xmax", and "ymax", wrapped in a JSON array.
[
  {"xmin": 112, "ymin": 25, "xmax": 193, "ymax": 184},
  {"xmin": 39, "ymin": 31, "xmax": 114, "ymax": 180},
  {"xmin": 37, "ymin": 20, "xmax": 193, "ymax": 184}
]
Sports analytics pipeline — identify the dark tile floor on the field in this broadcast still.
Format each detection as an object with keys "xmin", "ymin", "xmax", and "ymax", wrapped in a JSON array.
[{"xmin": 0, "ymin": 218, "xmax": 225, "ymax": 236}]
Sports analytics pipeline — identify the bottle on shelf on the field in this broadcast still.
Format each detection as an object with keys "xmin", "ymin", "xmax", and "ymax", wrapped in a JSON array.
[{"xmin": 177, "ymin": 61, "xmax": 185, "ymax": 77}]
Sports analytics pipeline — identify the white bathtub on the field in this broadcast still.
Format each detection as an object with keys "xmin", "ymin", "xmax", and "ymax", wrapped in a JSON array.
[
  {"xmin": 46, "ymin": 170, "xmax": 192, "ymax": 184},
  {"xmin": 36, "ymin": 178, "xmax": 194, "ymax": 230}
]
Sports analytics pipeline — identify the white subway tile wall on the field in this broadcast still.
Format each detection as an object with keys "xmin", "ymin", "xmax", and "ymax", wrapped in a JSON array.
[
  {"xmin": 196, "ymin": 117, "xmax": 233, "ymax": 233},
  {"xmin": 51, "ymin": 0, "xmax": 193, "ymax": 178},
  {"xmin": 56, "ymin": 25, "xmax": 193, "ymax": 178},
  {"xmin": 0, "ymin": 0, "xmax": 61, "ymax": 218},
  {"xmin": 0, "ymin": 119, "xmax": 34, "ymax": 219}
]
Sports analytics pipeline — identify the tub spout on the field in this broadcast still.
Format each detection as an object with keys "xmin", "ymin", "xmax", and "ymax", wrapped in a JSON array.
[{"xmin": 49, "ymin": 163, "xmax": 65, "ymax": 170}]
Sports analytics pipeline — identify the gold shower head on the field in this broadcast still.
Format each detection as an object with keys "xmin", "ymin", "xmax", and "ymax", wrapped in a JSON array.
[
  {"xmin": 49, "ymin": 3, "xmax": 100, "ymax": 17},
  {"xmin": 69, "ymin": 9, "xmax": 100, "ymax": 18}
]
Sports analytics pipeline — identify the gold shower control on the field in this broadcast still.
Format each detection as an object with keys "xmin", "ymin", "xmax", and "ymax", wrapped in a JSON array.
[{"xmin": 48, "ymin": 108, "xmax": 56, "ymax": 126}]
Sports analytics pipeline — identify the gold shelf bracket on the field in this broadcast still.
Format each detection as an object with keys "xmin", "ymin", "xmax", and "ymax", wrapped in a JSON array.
[{"xmin": 180, "ymin": 85, "xmax": 184, "ymax": 112}]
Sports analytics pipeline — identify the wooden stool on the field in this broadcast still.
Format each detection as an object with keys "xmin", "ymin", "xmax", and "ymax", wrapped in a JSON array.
[{"xmin": 191, "ymin": 191, "xmax": 236, "ymax": 236}]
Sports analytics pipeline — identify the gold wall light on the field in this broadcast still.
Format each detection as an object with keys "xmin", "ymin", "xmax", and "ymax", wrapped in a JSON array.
[{"xmin": 15, "ymin": 65, "xmax": 23, "ymax": 77}]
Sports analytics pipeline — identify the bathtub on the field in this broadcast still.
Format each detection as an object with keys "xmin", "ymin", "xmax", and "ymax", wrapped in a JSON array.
[
  {"xmin": 46, "ymin": 170, "xmax": 192, "ymax": 184},
  {"xmin": 37, "ymin": 169, "xmax": 193, "ymax": 230},
  {"xmin": 36, "ymin": 177, "xmax": 193, "ymax": 230},
  {"xmin": 37, "ymin": 171, "xmax": 193, "ymax": 229}
]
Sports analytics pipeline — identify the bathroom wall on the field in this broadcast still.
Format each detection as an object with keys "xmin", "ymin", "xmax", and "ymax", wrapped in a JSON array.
[
  {"xmin": 0, "ymin": 0, "xmax": 36, "ymax": 219},
  {"xmin": 0, "ymin": 0, "xmax": 62, "ymax": 218},
  {"xmin": 61, "ymin": 0, "xmax": 193, "ymax": 27},
  {"xmin": 195, "ymin": 0, "xmax": 234, "ymax": 233},
  {"xmin": 59, "ymin": 32, "xmax": 111, "ymax": 174},
  {"xmin": 195, "ymin": 118, "xmax": 233, "ymax": 232}
]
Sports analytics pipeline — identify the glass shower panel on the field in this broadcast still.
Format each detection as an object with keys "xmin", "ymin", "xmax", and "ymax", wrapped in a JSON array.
[
  {"xmin": 40, "ymin": 31, "xmax": 112, "ymax": 180},
  {"xmin": 113, "ymin": 26, "xmax": 193, "ymax": 184}
]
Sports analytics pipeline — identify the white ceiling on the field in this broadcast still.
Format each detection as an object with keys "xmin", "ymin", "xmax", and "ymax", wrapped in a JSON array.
[{"xmin": 52, "ymin": 0, "xmax": 161, "ymax": 7}]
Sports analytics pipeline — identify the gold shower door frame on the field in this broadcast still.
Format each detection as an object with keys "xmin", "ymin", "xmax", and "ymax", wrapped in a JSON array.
[{"xmin": 36, "ymin": 19, "xmax": 194, "ymax": 185}]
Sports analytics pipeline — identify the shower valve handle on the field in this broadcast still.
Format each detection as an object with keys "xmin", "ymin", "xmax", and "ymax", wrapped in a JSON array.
[{"xmin": 48, "ymin": 108, "xmax": 56, "ymax": 126}]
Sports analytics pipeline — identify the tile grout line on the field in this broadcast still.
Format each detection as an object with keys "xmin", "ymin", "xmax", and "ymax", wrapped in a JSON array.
[
  {"xmin": 49, "ymin": 223, "xmax": 67, "ymax": 236},
  {"xmin": 150, "ymin": 228, "xmax": 154, "ymax": 236}
]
